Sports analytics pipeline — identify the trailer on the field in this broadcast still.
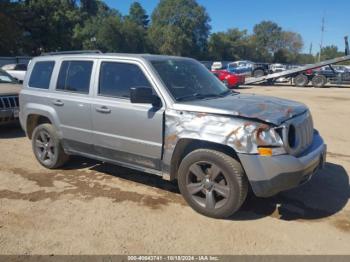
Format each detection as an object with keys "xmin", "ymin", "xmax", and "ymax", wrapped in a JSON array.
[{"xmin": 244, "ymin": 55, "xmax": 350, "ymax": 87}]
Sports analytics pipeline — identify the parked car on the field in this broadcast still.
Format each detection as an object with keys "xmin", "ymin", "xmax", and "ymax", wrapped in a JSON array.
[
  {"xmin": 269, "ymin": 63, "xmax": 289, "ymax": 83},
  {"xmin": 20, "ymin": 52, "xmax": 326, "ymax": 218},
  {"xmin": 332, "ymin": 65, "xmax": 349, "ymax": 73},
  {"xmin": 212, "ymin": 70, "xmax": 245, "ymax": 88},
  {"xmin": 0, "ymin": 69, "xmax": 21, "ymax": 125},
  {"xmin": 1, "ymin": 63, "xmax": 27, "ymax": 83},
  {"xmin": 269, "ymin": 63, "xmax": 286, "ymax": 73},
  {"xmin": 227, "ymin": 60, "xmax": 270, "ymax": 77}
]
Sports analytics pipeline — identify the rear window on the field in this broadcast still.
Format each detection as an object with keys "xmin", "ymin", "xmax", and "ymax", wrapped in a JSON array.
[
  {"xmin": 28, "ymin": 61, "xmax": 55, "ymax": 89},
  {"xmin": 56, "ymin": 61, "xmax": 93, "ymax": 94}
]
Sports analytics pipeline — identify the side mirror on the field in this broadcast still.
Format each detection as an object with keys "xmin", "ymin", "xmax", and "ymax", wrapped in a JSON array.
[{"xmin": 130, "ymin": 87, "xmax": 161, "ymax": 107}]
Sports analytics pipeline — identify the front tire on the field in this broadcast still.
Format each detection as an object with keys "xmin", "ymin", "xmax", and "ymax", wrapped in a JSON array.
[
  {"xmin": 177, "ymin": 149, "xmax": 248, "ymax": 218},
  {"xmin": 32, "ymin": 123, "xmax": 69, "ymax": 169}
]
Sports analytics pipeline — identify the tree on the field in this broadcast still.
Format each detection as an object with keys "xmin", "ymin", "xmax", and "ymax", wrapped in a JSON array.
[
  {"xmin": 120, "ymin": 18, "xmax": 148, "ymax": 53},
  {"xmin": 253, "ymin": 21, "xmax": 282, "ymax": 59},
  {"xmin": 74, "ymin": 9, "xmax": 124, "ymax": 52},
  {"xmin": 208, "ymin": 29, "xmax": 254, "ymax": 61},
  {"xmin": 318, "ymin": 45, "xmax": 343, "ymax": 61},
  {"xmin": 128, "ymin": 1, "xmax": 149, "ymax": 28},
  {"xmin": 251, "ymin": 21, "xmax": 304, "ymax": 63},
  {"xmin": 17, "ymin": 0, "xmax": 82, "ymax": 54},
  {"xmin": 296, "ymin": 53, "xmax": 315, "ymax": 64},
  {"xmin": 280, "ymin": 31, "xmax": 303, "ymax": 54},
  {"xmin": 0, "ymin": 1, "xmax": 25, "ymax": 55},
  {"xmin": 148, "ymin": 0, "xmax": 211, "ymax": 58},
  {"xmin": 80, "ymin": 0, "xmax": 99, "ymax": 16}
]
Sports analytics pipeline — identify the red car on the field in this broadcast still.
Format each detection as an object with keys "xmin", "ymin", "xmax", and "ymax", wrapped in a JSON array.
[{"xmin": 211, "ymin": 70, "xmax": 245, "ymax": 88}]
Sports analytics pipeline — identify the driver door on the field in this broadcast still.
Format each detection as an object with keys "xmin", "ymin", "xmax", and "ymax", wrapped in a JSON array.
[{"xmin": 91, "ymin": 60, "xmax": 164, "ymax": 170}]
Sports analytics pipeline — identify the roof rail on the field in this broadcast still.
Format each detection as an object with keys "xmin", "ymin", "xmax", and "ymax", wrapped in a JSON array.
[{"xmin": 41, "ymin": 50, "xmax": 102, "ymax": 56}]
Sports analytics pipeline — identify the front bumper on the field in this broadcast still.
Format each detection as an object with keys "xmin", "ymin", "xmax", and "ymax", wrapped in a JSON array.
[
  {"xmin": 0, "ymin": 108, "xmax": 19, "ymax": 125},
  {"xmin": 238, "ymin": 131, "xmax": 326, "ymax": 197}
]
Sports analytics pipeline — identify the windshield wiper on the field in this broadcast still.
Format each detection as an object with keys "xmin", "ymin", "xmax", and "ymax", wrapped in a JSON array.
[{"xmin": 176, "ymin": 93, "xmax": 221, "ymax": 101}]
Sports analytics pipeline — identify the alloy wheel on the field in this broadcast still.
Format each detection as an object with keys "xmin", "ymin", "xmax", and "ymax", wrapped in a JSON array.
[
  {"xmin": 35, "ymin": 130, "xmax": 56, "ymax": 165},
  {"xmin": 186, "ymin": 161, "xmax": 230, "ymax": 210}
]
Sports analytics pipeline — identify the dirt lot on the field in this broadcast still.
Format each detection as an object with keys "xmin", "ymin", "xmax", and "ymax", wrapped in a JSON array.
[{"xmin": 0, "ymin": 85, "xmax": 349, "ymax": 255}]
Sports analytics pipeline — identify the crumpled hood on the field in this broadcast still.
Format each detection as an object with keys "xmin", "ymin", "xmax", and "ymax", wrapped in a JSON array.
[
  {"xmin": 0, "ymin": 83, "xmax": 22, "ymax": 96},
  {"xmin": 174, "ymin": 93, "xmax": 308, "ymax": 125}
]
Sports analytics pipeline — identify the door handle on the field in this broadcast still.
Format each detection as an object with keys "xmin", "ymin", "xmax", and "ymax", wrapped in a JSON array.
[
  {"xmin": 96, "ymin": 106, "xmax": 111, "ymax": 114},
  {"xmin": 53, "ymin": 100, "xmax": 64, "ymax": 106}
]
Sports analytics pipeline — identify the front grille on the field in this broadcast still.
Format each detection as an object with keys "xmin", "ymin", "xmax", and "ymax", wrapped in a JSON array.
[
  {"xmin": 0, "ymin": 95, "xmax": 19, "ymax": 123},
  {"xmin": 283, "ymin": 111, "xmax": 314, "ymax": 156},
  {"xmin": 0, "ymin": 96, "xmax": 19, "ymax": 109}
]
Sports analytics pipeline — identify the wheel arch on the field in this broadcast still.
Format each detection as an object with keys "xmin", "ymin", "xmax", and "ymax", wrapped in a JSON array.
[
  {"xmin": 24, "ymin": 104, "xmax": 61, "ymax": 139},
  {"xmin": 169, "ymin": 138, "xmax": 240, "ymax": 181}
]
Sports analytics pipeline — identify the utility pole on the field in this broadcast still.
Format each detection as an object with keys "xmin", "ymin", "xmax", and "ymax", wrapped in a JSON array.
[
  {"xmin": 345, "ymin": 36, "xmax": 349, "ymax": 55},
  {"xmin": 309, "ymin": 42, "xmax": 313, "ymax": 55},
  {"xmin": 318, "ymin": 14, "xmax": 325, "ymax": 62}
]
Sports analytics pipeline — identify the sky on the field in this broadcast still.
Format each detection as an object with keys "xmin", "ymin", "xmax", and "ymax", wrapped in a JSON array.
[{"xmin": 104, "ymin": 0, "xmax": 349, "ymax": 54}]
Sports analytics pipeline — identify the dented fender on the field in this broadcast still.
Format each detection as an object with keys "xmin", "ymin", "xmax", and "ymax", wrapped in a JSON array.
[{"xmin": 162, "ymin": 109, "xmax": 283, "ymax": 179}]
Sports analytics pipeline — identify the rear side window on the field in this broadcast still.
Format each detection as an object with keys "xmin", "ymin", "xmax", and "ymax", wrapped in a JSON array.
[
  {"xmin": 56, "ymin": 61, "xmax": 93, "ymax": 94},
  {"xmin": 98, "ymin": 62, "xmax": 152, "ymax": 98},
  {"xmin": 28, "ymin": 61, "xmax": 55, "ymax": 89}
]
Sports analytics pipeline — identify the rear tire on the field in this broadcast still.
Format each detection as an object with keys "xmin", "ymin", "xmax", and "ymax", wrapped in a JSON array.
[
  {"xmin": 32, "ymin": 123, "xmax": 69, "ymax": 169},
  {"xmin": 177, "ymin": 149, "xmax": 248, "ymax": 218},
  {"xmin": 312, "ymin": 75, "xmax": 327, "ymax": 88},
  {"xmin": 293, "ymin": 74, "xmax": 309, "ymax": 87}
]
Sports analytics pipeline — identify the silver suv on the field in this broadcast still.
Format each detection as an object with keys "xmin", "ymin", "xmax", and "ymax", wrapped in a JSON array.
[{"xmin": 19, "ymin": 52, "xmax": 327, "ymax": 218}]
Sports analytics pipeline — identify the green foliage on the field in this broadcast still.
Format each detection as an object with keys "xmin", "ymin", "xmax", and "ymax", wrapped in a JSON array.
[
  {"xmin": 0, "ymin": 1, "xmax": 343, "ymax": 65},
  {"xmin": 148, "ymin": 0, "xmax": 211, "ymax": 58},
  {"xmin": 253, "ymin": 21, "xmax": 282, "ymax": 57},
  {"xmin": 0, "ymin": 1, "xmax": 25, "ymax": 55},
  {"xmin": 74, "ymin": 12, "xmax": 124, "ymax": 52},
  {"xmin": 128, "ymin": 1, "xmax": 149, "ymax": 28},
  {"xmin": 250, "ymin": 21, "xmax": 303, "ymax": 63},
  {"xmin": 317, "ymin": 45, "xmax": 344, "ymax": 61},
  {"xmin": 208, "ymin": 29, "xmax": 255, "ymax": 61}
]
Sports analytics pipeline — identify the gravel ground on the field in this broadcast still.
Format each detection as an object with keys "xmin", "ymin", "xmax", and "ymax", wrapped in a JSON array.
[{"xmin": 0, "ymin": 85, "xmax": 349, "ymax": 255}]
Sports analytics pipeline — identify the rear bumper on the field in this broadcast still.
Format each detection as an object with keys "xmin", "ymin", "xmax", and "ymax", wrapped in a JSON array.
[{"xmin": 238, "ymin": 131, "xmax": 326, "ymax": 197}]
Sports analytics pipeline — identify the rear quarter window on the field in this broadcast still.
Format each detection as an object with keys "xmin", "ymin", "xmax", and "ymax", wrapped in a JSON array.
[{"xmin": 28, "ymin": 61, "xmax": 55, "ymax": 89}]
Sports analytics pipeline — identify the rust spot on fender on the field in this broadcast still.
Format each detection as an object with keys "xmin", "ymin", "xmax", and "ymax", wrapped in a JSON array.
[{"xmin": 164, "ymin": 134, "xmax": 178, "ymax": 150}]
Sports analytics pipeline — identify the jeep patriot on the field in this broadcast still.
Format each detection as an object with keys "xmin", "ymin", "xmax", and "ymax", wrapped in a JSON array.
[{"xmin": 19, "ymin": 52, "xmax": 327, "ymax": 218}]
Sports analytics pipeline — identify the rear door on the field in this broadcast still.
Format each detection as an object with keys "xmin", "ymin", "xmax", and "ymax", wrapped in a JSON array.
[
  {"xmin": 91, "ymin": 59, "xmax": 164, "ymax": 170},
  {"xmin": 52, "ymin": 59, "xmax": 96, "ymax": 153}
]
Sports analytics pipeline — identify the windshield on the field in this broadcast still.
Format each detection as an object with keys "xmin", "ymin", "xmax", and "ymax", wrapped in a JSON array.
[
  {"xmin": 150, "ymin": 58, "xmax": 230, "ymax": 101},
  {"xmin": 0, "ymin": 69, "xmax": 17, "ymax": 84}
]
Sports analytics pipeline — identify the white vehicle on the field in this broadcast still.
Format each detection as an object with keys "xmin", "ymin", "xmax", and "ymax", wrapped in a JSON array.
[
  {"xmin": 1, "ymin": 63, "xmax": 27, "ymax": 83},
  {"xmin": 269, "ymin": 64, "xmax": 289, "ymax": 83},
  {"xmin": 270, "ymin": 63, "xmax": 286, "ymax": 73},
  {"xmin": 211, "ymin": 61, "xmax": 223, "ymax": 71}
]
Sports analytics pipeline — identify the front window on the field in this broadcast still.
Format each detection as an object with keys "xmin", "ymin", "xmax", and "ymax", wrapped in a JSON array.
[
  {"xmin": 150, "ymin": 59, "xmax": 230, "ymax": 102},
  {"xmin": 98, "ymin": 62, "xmax": 152, "ymax": 98}
]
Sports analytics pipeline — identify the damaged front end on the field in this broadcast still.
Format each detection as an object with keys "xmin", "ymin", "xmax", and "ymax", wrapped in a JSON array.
[{"xmin": 162, "ymin": 109, "xmax": 286, "ymax": 178}]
